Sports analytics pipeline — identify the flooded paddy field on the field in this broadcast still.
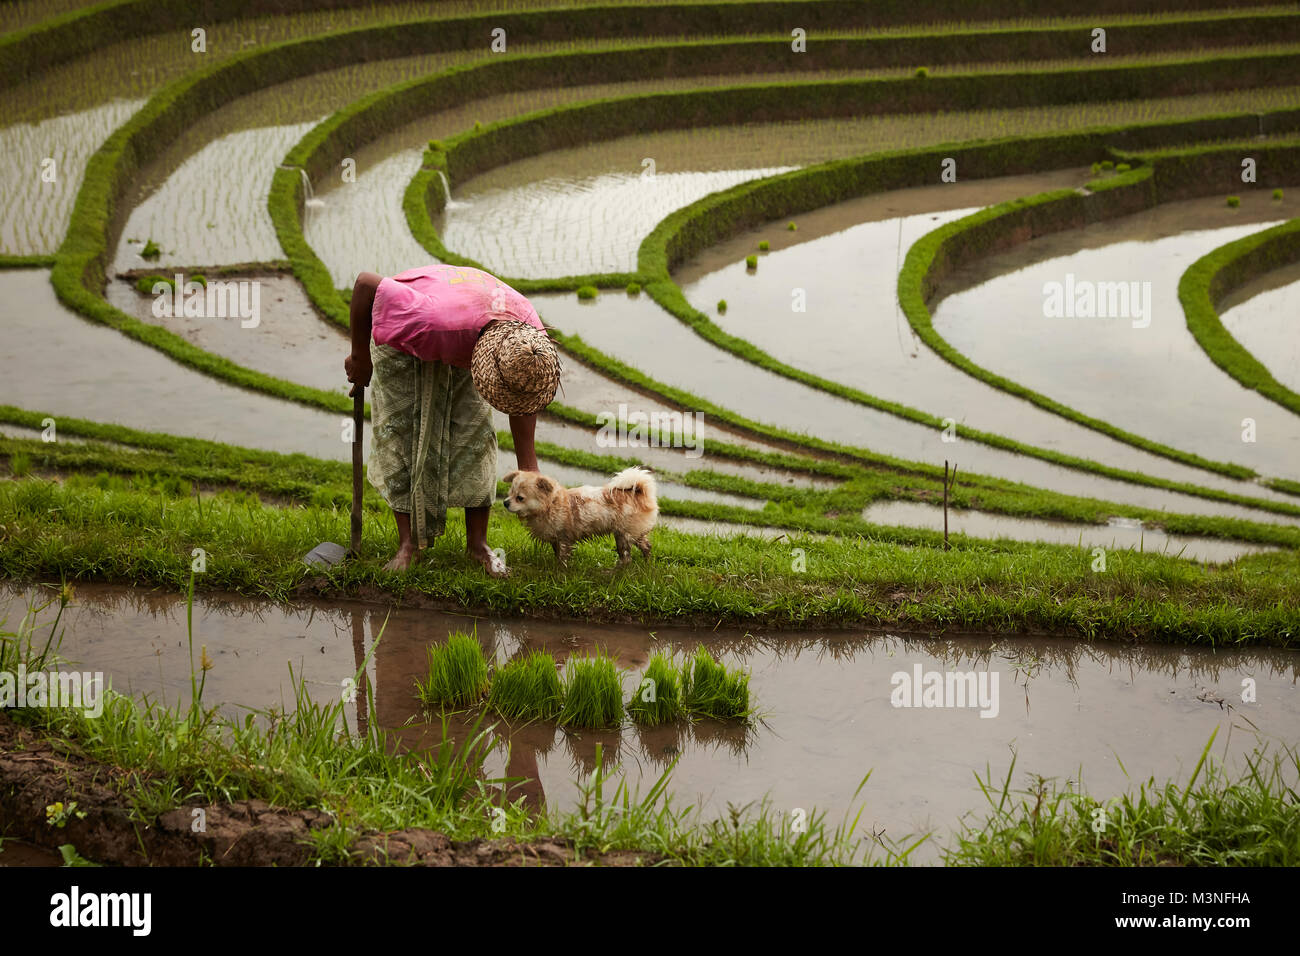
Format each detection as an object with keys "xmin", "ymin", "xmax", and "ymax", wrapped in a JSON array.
[
  {"xmin": 931, "ymin": 192, "xmax": 1300, "ymax": 481},
  {"xmin": 678, "ymin": 172, "xmax": 1300, "ymax": 511},
  {"xmin": 1218, "ymin": 259, "xmax": 1300, "ymax": 395},
  {"xmin": 5, "ymin": 582, "xmax": 1295, "ymax": 864},
  {"xmin": 436, "ymin": 85, "xmax": 1300, "ymax": 280}
]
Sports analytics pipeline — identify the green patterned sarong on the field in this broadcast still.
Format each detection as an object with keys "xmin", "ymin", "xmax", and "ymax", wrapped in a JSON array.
[{"xmin": 367, "ymin": 340, "xmax": 497, "ymax": 549}]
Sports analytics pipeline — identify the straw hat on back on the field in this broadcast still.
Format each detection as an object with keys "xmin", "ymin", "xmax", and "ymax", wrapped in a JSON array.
[{"xmin": 470, "ymin": 319, "xmax": 562, "ymax": 415}]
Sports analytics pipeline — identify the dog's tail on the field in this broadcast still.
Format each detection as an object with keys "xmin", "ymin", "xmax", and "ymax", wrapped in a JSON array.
[{"xmin": 607, "ymin": 466, "xmax": 657, "ymax": 511}]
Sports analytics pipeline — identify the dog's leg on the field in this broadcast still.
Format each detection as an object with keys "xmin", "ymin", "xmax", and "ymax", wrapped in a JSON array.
[
  {"xmin": 614, "ymin": 532, "xmax": 631, "ymax": 566},
  {"xmin": 553, "ymin": 541, "xmax": 572, "ymax": 566},
  {"xmin": 635, "ymin": 534, "xmax": 652, "ymax": 559}
]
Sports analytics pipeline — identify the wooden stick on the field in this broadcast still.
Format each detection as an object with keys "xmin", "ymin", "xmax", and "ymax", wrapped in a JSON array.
[
  {"xmin": 946, "ymin": 463, "xmax": 956, "ymax": 554},
  {"xmin": 350, "ymin": 387, "xmax": 364, "ymax": 556}
]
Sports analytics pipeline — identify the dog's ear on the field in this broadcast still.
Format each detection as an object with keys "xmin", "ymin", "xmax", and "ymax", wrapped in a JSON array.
[
  {"xmin": 502, "ymin": 470, "xmax": 519, "ymax": 485},
  {"xmin": 535, "ymin": 476, "xmax": 554, "ymax": 494}
]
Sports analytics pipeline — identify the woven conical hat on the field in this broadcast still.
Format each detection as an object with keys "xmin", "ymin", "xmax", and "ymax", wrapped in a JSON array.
[{"xmin": 470, "ymin": 319, "xmax": 561, "ymax": 415}]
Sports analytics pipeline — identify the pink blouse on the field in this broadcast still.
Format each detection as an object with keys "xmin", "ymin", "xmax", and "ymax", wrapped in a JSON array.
[{"xmin": 370, "ymin": 264, "xmax": 545, "ymax": 368}]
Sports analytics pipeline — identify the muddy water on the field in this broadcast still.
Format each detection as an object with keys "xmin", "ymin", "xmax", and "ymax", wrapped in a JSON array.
[
  {"xmin": 531, "ymin": 291, "xmax": 1300, "ymax": 525},
  {"xmin": 1219, "ymin": 259, "xmax": 1300, "ymax": 395},
  {"xmin": 6, "ymin": 583, "xmax": 1296, "ymax": 863},
  {"xmin": 678, "ymin": 172, "xmax": 1300, "ymax": 514},
  {"xmin": 0, "ymin": 840, "xmax": 62, "ymax": 867},
  {"xmin": 105, "ymin": 273, "xmax": 350, "ymax": 391},
  {"xmin": 114, "ymin": 122, "xmax": 317, "ymax": 272},
  {"xmin": 932, "ymin": 193, "xmax": 1300, "ymax": 480},
  {"xmin": 863, "ymin": 500, "xmax": 1273, "ymax": 563}
]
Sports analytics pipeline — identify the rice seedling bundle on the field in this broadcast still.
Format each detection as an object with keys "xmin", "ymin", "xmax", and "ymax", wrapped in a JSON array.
[
  {"xmin": 626, "ymin": 652, "xmax": 683, "ymax": 725},
  {"xmin": 488, "ymin": 650, "xmax": 563, "ymax": 721},
  {"xmin": 558, "ymin": 652, "xmax": 624, "ymax": 729},
  {"xmin": 416, "ymin": 631, "xmax": 489, "ymax": 708}
]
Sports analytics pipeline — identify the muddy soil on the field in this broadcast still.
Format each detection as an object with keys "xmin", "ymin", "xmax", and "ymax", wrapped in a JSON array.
[{"xmin": 0, "ymin": 715, "xmax": 653, "ymax": 866}]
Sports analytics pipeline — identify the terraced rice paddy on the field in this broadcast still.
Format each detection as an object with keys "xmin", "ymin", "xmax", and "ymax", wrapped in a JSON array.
[
  {"xmin": 3, "ymin": 0, "xmax": 1300, "ymax": 874},
  {"xmin": 932, "ymin": 194, "xmax": 1299, "ymax": 478}
]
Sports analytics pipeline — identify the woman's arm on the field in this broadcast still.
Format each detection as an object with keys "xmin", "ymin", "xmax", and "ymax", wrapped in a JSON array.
[
  {"xmin": 345, "ymin": 271, "xmax": 381, "ymax": 395},
  {"xmin": 509, "ymin": 414, "xmax": 539, "ymax": 471}
]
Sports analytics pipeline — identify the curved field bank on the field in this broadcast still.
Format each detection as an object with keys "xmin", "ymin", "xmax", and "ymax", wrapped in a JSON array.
[{"xmin": 1180, "ymin": 218, "xmax": 1300, "ymax": 419}]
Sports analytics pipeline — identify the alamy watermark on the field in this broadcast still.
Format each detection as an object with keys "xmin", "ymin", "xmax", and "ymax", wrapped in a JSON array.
[
  {"xmin": 1042, "ymin": 273, "xmax": 1152, "ymax": 328},
  {"xmin": 595, "ymin": 403, "xmax": 705, "ymax": 459},
  {"xmin": 149, "ymin": 274, "xmax": 261, "ymax": 328},
  {"xmin": 1, "ymin": 666, "xmax": 104, "ymax": 718},
  {"xmin": 890, "ymin": 664, "xmax": 1000, "ymax": 718}
]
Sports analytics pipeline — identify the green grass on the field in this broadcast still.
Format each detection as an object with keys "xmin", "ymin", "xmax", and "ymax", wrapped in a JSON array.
[
  {"xmin": 682, "ymin": 647, "xmax": 752, "ymax": 721},
  {"xmin": 139, "ymin": 239, "xmax": 160, "ymax": 259},
  {"xmin": 716, "ymin": 299, "xmax": 727, "ymax": 313},
  {"xmin": 557, "ymin": 653, "xmax": 624, "ymax": 729},
  {"xmin": 415, "ymin": 632, "xmax": 490, "ymax": 709},
  {"xmin": 576, "ymin": 285, "xmax": 598, "ymax": 300},
  {"xmin": 945, "ymin": 731, "xmax": 1300, "ymax": 866},
  {"xmin": 626, "ymin": 652, "xmax": 684, "ymax": 726},
  {"xmin": 1274, "ymin": 188, "xmax": 1285, "ymax": 199},
  {"xmin": 1226, "ymin": 195, "xmax": 1241, "ymax": 207},
  {"xmin": 758, "ymin": 240, "xmax": 770, "ymax": 251},
  {"xmin": 745, "ymin": 255, "xmax": 757, "ymax": 269},
  {"xmin": 5, "ymin": 452, "xmax": 1300, "ymax": 645},
  {"xmin": 625, "ymin": 281, "xmax": 641, "ymax": 295},
  {"xmin": 915, "ymin": 67, "xmax": 929, "ymax": 78},
  {"xmin": 134, "ymin": 274, "xmax": 170, "ymax": 294},
  {"xmin": 8, "ymin": 453, "xmax": 30, "ymax": 477},
  {"xmin": 487, "ymin": 650, "xmax": 563, "ymax": 721}
]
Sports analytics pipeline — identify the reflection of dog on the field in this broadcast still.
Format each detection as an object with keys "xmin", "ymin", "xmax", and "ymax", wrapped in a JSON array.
[{"xmin": 501, "ymin": 467, "xmax": 657, "ymax": 566}]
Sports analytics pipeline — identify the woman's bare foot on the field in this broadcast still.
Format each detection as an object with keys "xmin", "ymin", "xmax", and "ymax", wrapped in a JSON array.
[
  {"xmin": 469, "ymin": 543, "xmax": 510, "ymax": 578},
  {"xmin": 384, "ymin": 543, "xmax": 418, "ymax": 572}
]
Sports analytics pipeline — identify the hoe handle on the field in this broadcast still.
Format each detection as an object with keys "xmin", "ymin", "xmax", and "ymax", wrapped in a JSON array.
[{"xmin": 351, "ymin": 387, "xmax": 364, "ymax": 556}]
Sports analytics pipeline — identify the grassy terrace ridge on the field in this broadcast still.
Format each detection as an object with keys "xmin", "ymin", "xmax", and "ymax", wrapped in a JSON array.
[
  {"xmin": 11, "ymin": 402, "xmax": 1300, "ymax": 551},
  {"xmin": 1, "ymin": 0, "xmax": 1280, "ymax": 91},
  {"xmin": 1179, "ymin": 218, "xmax": 1300, "ymax": 420},
  {"xmin": 897, "ymin": 139, "xmax": 1300, "ymax": 481},
  {"xmin": 2, "ymin": 472, "xmax": 1299, "ymax": 645},
  {"xmin": 11, "ymin": 396, "xmax": 1300, "ymax": 550}
]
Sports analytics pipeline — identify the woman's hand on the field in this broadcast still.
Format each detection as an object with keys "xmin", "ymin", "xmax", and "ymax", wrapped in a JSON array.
[{"xmin": 345, "ymin": 352, "xmax": 372, "ymax": 396}]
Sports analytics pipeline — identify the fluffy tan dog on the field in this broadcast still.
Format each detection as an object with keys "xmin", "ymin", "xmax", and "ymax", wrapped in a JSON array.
[{"xmin": 501, "ymin": 466, "xmax": 657, "ymax": 566}]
